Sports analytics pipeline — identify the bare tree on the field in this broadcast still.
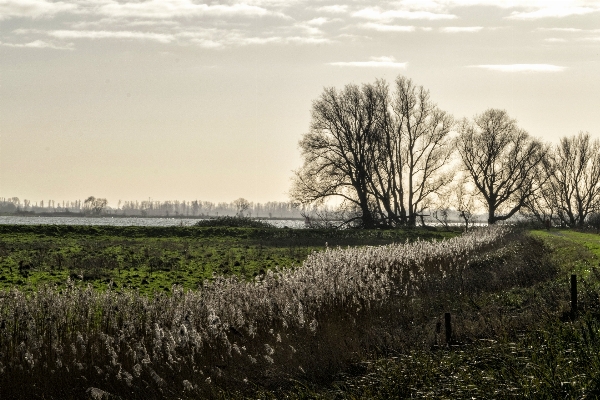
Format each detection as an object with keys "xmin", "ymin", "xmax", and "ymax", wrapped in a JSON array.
[
  {"xmin": 432, "ymin": 174, "xmax": 478, "ymax": 231},
  {"xmin": 454, "ymin": 176, "xmax": 478, "ymax": 231},
  {"xmin": 83, "ymin": 196, "xmax": 108, "ymax": 215},
  {"xmin": 456, "ymin": 109, "xmax": 546, "ymax": 225},
  {"xmin": 431, "ymin": 208, "xmax": 451, "ymax": 229},
  {"xmin": 233, "ymin": 198, "xmax": 250, "ymax": 217},
  {"xmin": 431, "ymin": 189, "xmax": 452, "ymax": 230},
  {"xmin": 547, "ymin": 132, "xmax": 600, "ymax": 227},
  {"xmin": 291, "ymin": 81, "xmax": 388, "ymax": 228},
  {"xmin": 522, "ymin": 154, "xmax": 556, "ymax": 226},
  {"xmin": 389, "ymin": 76, "xmax": 454, "ymax": 226},
  {"xmin": 291, "ymin": 76, "xmax": 454, "ymax": 228}
]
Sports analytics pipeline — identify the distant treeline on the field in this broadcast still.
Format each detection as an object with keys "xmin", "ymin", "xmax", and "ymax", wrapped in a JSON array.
[{"xmin": 0, "ymin": 197, "xmax": 326, "ymax": 219}]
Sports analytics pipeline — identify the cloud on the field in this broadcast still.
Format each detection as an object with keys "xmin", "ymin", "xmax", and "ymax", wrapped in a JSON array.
[
  {"xmin": 209, "ymin": 34, "xmax": 331, "ymax": 47},
  {"xmin": 70, "ymin": 18, "xmax": 181, "ymax": 29},
  {"xmin": 469, "ymin": 64, "xmax": 567, "ymax": 72},
  {"xmin": 294, "ymin": 22, "xmax": 324, "ymax": 36},
  {"xmin": 395, "ymin": 0, "xmax": 599, "ymax": 12},
  {"xmin": 46, "ymin": 30, "xmax": 176, "ymax": 43},
  {"xmin": 173, "ymin": 28, "xmax": 332, "ymax": 48},
  {"xmin": 0, "ymin": 0, "xmax": 76, "ymax": 20},
  {"xmin": 508, "ymin": 6, "xmax": 599, "ymax": 20},
  {"xmin": 537, "ymin": 27, "xmax": 583, "ymax": 32},
  {"xmin": 536, "ymin": 27, "xmax": 600, "ymax": 43},
  {"xmin": 359, "ymin": 22, "xmax": 416, "ymax": 32},
  {"xmin": 440, "ymin": 26, "xmax": 483, "ymax": 33},
  {"xmin": 316, "ymin": 5, "xmax": 348, "ymax": 14},
  {"xmin": 353, "ymin": 7, "xmax": 457, "ymax": 21},
  {"xmin": 328, "ymin": 56, "xmax": 408, "ymax": 68},
  {"xmin": 0, "ymin": 39, "xmax": 73, "ymax": 49},
  {"xmin": 349, "ymin": 1, "xmax": 600, "ymax": 22},
  {"xmin": 92, "ymin": 0, "xmax": 284, "ymax": 19},
  {"xmin": 284, "ymin": 36, "xmax": 331, "ymax": 44},
  {"xmin": 544, "ymin": 37, "xmax": 567, "ymax": 42},
  {"xmin": 16, "ymin": 25, "xmax": 333, "ymax": 49},
  {"xmin": 188, "ymin": 37, "xmax": 223, "ymax": 48},
  {"xmin": 306, "ymin": 17, "xmax": 329, "ymax": 26}
]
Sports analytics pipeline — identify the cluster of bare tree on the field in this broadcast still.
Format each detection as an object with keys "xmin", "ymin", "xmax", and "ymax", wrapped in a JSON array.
[
  {"xmin": 83, "ymin": 196, "xmax": 108, "ymax": 215},
  {"xmin": 291, "ymin": 75, "xmax": 600, "ymax": 228},
  {"xmin": 0, "ymin": 196, "xmax": 329, "ymax": 220},
  {"xmin": 524, "ymin": 132, "xmax": 600, "ymax": 227},
  {"xmin": 117, "ymin": 199, "xmax": 321, "ymax": 218},
  {"xmin": 0, "ymin": 197, "xmax": 108, "ymax": 215},
  {"xmin": 0, "ymin": 198, "xmax": 82, "ymax": 214}
]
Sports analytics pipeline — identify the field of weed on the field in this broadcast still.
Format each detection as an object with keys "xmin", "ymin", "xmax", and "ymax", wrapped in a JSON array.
[
  {"xmin": 0, "ymin": 225, "xmax": 454, "ymax": 294},
  {"xmin": 247, "ymin": 229, "xmax": 600, "ymax": 399},
  {"xmin": 3, "ymin": 226, "xmax": 596, "ymax": 398},
  {"xmin": 0, "ymin": 225, "xmax": 501, "ymax": 399}
]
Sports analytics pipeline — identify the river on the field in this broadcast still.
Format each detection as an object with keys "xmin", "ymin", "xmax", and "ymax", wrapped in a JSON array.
[{"xmin": 0, "ymin": 216, "xmax": 307, "ymax": 229}]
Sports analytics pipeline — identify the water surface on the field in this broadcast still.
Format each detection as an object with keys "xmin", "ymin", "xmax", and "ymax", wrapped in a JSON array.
[{"xmin": 0, "ymin": 216, "xmax": 306, "ymax": 229}]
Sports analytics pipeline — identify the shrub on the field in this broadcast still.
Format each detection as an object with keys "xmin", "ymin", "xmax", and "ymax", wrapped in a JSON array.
[
  {"xmin": 195, "ymin": 216, "xmax": 273, "ymax": 229},
  {"xmin": 587, "ymin": 213, "xmax": 600, "ymax": 230}
]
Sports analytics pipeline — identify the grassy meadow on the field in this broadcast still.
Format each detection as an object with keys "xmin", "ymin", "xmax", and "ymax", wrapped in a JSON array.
[
  {"xmin": 0, "ymin": 224, "xmax": 454, "ymax": 294},
  {"xmin": 0, "ymin": 224, "xmax": 599, "ymax": 399}
]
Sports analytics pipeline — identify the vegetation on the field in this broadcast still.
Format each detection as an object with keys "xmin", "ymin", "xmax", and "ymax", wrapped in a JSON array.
[
  {"xmin": 1, "ymin": 223, "xmax": 600, "ymax": 399},
  {"xmin": 83, "ymin": 196, "xmax": 108, "ymax": 216},
  {"xmin": 0, "ymin": 224, "xmax": 454, "ymax": 294},
  {"xmin": 525, "ymin": 132, "xmax": 600, "ymax": 227},
  {"xmin": 240, "ymin": 228, "xmax": 600, "ymax": 399},
  {"xmin": 0, "ymin": 197, "xmax": 324, "ymax": 219},
  {"xmin": 195, "ymin": 216, "xmax": 273, "ymax": 228},
  {"xmin": 456, "ymin": 109, "xmax": 545, "ymax": 225},
  {"xmin": 292, "ymin": 76, "xmax": 455, "ymax": 228},
  {"xmin": 0, "ymin": 226, "xmax": 501, "ymax": 399},
  {"xmin": 292, "ymin": 75, "xmax": 599, "ymax": 229}
]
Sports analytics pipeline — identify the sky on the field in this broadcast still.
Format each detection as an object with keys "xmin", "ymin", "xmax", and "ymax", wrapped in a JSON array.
[{"xmin": 1, "ymin": 0, "xmax": 600, "ymax": 206}]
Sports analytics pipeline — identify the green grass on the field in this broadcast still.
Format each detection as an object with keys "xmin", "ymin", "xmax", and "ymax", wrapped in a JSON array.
[
  {"xmin": 0, "ymin": 224, "xmax": 457, "ymax": 294},
  {"xmin": 530, "ymin": 229, "xmax": 600, "ymax": 277}
]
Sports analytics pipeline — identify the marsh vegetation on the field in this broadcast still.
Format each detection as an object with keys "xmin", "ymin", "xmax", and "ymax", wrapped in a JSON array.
[{"xmin": 0, "ymin": 222, "xmax": 599, "ymax": 399}]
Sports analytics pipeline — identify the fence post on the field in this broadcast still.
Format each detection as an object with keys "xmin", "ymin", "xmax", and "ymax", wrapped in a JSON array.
[
  {"xmin": 571, "ymin": 274, "xmax": 578, "ymax": 319},
  {"xmin": 445, "ymin": 312, "xmax": 452, "ymax": 345}
]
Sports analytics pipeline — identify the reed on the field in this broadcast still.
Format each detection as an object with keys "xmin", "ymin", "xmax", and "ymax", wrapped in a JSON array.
[{"xmin": 0, "ymin": 226, "xmax": 511, "ymax": 398}]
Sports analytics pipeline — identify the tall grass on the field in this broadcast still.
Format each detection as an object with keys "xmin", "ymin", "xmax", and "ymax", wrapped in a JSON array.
[{"xmin": 0, "ymin": 226, "xmax": 511, "ymax": 398}]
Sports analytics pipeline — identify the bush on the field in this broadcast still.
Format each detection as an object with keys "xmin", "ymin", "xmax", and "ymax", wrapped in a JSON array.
[
  {"xmin": 195, "ymin": 216, "xmax": 273, "ymax": 228},
  {"xmin": 587, "ymin": 213, "xmax": 600, "ymax": 230}
]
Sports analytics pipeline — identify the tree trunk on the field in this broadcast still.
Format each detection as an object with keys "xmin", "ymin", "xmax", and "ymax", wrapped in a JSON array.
[
  {"xmin": 408, "ymin": 214, "xmax": 417, "ymax": 227},
  {"xmin": 460, "ymin": 211, "xmax": 469, "ymax": 232},
  {"xmin": 488, "ymin": 208, "xmax": 496, "ymax": 225},
  {"xmin": 361, "ymin": 208, "xmax": 376, "ymax": 228}
]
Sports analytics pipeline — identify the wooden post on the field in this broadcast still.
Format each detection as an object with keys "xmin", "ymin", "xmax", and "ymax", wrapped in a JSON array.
[
  {"xmin": 571, "ymin": 274, "xmax": 578, "ymax": 319},
  {"xmin": 445, "ymin": 312, "xmax": 452, "ymax": 345}
]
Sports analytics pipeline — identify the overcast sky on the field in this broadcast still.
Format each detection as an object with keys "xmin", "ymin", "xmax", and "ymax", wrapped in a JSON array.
[{"xmin": 1, "ymin": 0, "xmax": 599, "ymax": 206}]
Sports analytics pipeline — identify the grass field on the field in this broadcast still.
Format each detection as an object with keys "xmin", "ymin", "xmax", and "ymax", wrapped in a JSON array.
[{"xmin": 0, "ymin": 224, "xmax": 456, "ymax": 294}]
